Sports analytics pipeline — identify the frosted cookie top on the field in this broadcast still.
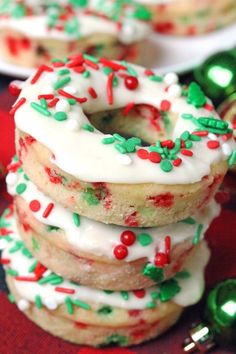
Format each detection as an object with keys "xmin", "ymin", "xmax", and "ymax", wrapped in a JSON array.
[
  {"xmin": 1, "ymin": 208, "xmax": 210, "ymax": 311},
  {"xmin": 12, "ymin": 55, "xmax": 236, "ymax": 184},
  {"xmin": 0, "ymin": 0, "xmax": 151, "ymax": 44},
  {"xmin": 6, "ymin": 160, "xmax": 220, "ymax": 265}
]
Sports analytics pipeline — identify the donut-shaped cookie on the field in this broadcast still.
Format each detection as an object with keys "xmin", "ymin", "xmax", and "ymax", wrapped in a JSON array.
[
  {"xmin": 0, "ymin": 1, "xmax": 150, "ymax": 67},
  {"xmin": 6, "ymin": 160, "xmax": 220, "ymax": 290},
  {"xmin": 12, "ymin": 56, "xmax": 236, "ymax": 226},
  {"xmin": 137, "ymin": 0, "xmax": 236, "ymax": 35},
  {"xmin": 1, "ymin": 210, "xmax": 210, "ymax": 346}
]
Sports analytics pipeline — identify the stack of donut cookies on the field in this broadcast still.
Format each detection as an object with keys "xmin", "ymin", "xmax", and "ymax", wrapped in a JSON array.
[
  {"xmin": 0, "ymin": 0, "xmax": 151, "ymax": 68},
  {"xmin": 1, "ymin": 55, "xmax": 236, "ymax": 347},
  {"xmin": 136, "ymin": 0, "xmax": 236, "ymax": 35}
]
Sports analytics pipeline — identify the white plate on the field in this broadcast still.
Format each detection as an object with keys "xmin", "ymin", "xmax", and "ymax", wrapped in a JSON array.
[{"xmin": 0, "ymin": 22, "xmax": 235, "ymax": 78}]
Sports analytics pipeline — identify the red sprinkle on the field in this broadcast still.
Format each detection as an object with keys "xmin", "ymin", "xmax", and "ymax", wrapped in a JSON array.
[
  {"xmin": 165, "ymin": 235, "xmax": 171, "ymax": 259},
  {"xmin": 106, "ymin": 72, "xmax": 114, "ymax": 105},
  {"xmin": 48, "ymin": 98, "xmax": 59, "ymax": 108},
  {"xmin": 42, "ymin": 203, "xmax": 54, "ymax": 218},
  {"xmin": 160, "ymin": 100, "xmax": 171, "ymax": 112},
  {"xmin": 9, "ymin": 97, "xmax": 26, "ymax": 115},
  {"xmin": 137, "ymin": 149, "xmax": 149, "ymax": 160},
  {"xmin": 204, "ymin": 103, "xmax": 214, "ymax": 111},
  {"xmin": 66, "ymin": 55, "xmax": 84, "ymax": 68},
  {"xmin": 120, "ymin": 230, "xmax": 136, "ymax": 246},
  {"xmin": 0, "ymin": 258, "xmax": 10, "ymax": 265},
  {"xmin": 207, "ymin": 140, "xmax": 220, "ymax": 149},
  {"xmin": 15, "ymin": 275, "xmax": 38, "ymax": 282},
  {"xmin": 144, "ymin": 69, "xmax": 154, "ymax": 76},
  {"xmin": 73, "ymin": 66, "xmax": 85, "ymax": 74},
  {"xmin": 113, "ymin": 244, "xmax": 128, "ymax": 260},
  {"xmin": 124, "ymin": 76, "xmax": 139, "ymax": 90},
  {"xmin": 133, "ymin": 289, "xmax": 146, "ymax": 298},
  {"xmin": 192, "ymin": 130, "xmax": 208, "ymax": 137},
  {"xmin": 58, "ymin": 89, "xmax": 87, "ymax": 104},
  {"xmin": 88, "ymin": 87, "xmax": 97, "ymax": 99},
  {"xmin": 29, "ymin": 200, "xmax": 41, "ymax": 212},
  {"xmin": 8, "ymin": 81, "xmax": 22, "ymax": 96},
  {"xmin": 99, "ymin": 57, "xmax": 126, "ymax": 71},
  {"xmin": 181, "ymin": 149, "xmax": 193, "ymax": 157},
  {"xmin": 161, "ymin": 140, "xmax": 175, "ymax": 149},
  {"xmin": 149, "ymin": 151, "xmax": 161, "ymax": 163},
  {"xmin": 31, "ymin": 65, "xmax": 53, "ymax": 85},
  {"xmin": 38, "ymin": 94, "xmax": 54, "ymax": 100},
  {"xmin": 34, "ymin": 263, "xmax": 47, "ymax": 278},
  {"xmin": 123, "ymin": 102, "xmax": 135, "ymax": 116},
  {"xmin": 154, "ymin": 252, "xmax": 169, "ymax": 267},
  {"xmin": 173, "ymin": 158, "xmax": 182, "ymax": 167},
  {"xmin": 84, "ymin": 59, "xmax": 99, "ymax": 70},
  {"xmin": 55, "ymin": 287, "xmax": 75, "ymax": 294}
]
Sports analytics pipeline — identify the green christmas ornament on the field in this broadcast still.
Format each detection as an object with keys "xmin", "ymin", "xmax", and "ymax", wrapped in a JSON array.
[
  {"xmin": 182, "ymin": 279, "xmax": 236, "ymax": 352},
  {"xmin": 194, "ymin": 49, "xmax": 236, "ymax": 104}
]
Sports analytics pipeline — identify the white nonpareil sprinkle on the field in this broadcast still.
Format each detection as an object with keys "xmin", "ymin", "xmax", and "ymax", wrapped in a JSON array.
[
  {"xmin": 66, "ymin": 119, "xmax": 81, "ymax": 131},
  {"xmin": 208, "ymin": 133, "xmax": 218, "ymax": 141},
  {"xmin": 17, "ymin": 299, "xmax": 30, "ymax": 311},
  {"xmin": 222, "ymin": 143, "xmax": 232, "ymax": 156},
  {"xmin": 119, "ymin": 21, "xmax": 136, "ymax": 44},
  {"xmin": 164, "ymin": 72, "xmax": 178, "ymax": 86},
  {"xmin": 44, "ymin": 298, "xmax": 58, "ymax": 310},
  {"xmin": 168, "ymin": 84, "xmax": 182, "ymax": 98},
  {"xmin": 6, "ymin": 173, "xmax": 18, "ymax": 186},
  {"xmin": 116, "ymin": 154, "xmax": 132, "ymax": 165},
  {"xmin": 56, "ymin": 99, "xmax": 70, "ymax": 112}
]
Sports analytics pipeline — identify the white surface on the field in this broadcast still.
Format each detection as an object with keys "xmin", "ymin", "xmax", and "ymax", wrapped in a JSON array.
[{"xmin": 0, "ymin": 22, "xmax": 235, "ymax": 78}]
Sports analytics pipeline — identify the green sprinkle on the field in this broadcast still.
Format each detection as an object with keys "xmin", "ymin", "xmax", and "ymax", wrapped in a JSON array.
[
  {"xmin": 67, "ymin": 98, "xmax": 76, "ymax": 105},
  {"xmin": 115, "ymin": 143, "xmax": 126, "ymax": 154},
  {"xmin": 103, "ymin": 290, "xmax": 114, "ymax": 294},
  {"xmin": 16, "ymin": 183, "xmax": 27, "ymax": 195},
  {"xmin": 120, "ymin": 291, "xmax": 129, "ymax": 300},
  {"xmin": 72, "ymin": 213, "xmax": 80, "ymax": 227},
  {"xmin": 190, "ymin": 133, "xmax": 201, "ymax": 142},
  {"xmin": 40, "ymin": 98, "xmax": 47, "ymax": 109},
  {"xmin": 83, "ymin": 70, "xmax": 90, "ymax": 78},
  {"xmin": 28, "ymin": 260, "xmax": 38, "ymax": 273},
  {"xmin": 46, "ymin": 225, "xmax": 60, "ymax": 232},
  {"xmin": 181, "ymin": 217, "xmax": 196, "ymax": 225},
  {"xmin": 113, "ymin": 133, "xmax": 126, "ymax": 142},
  {"xmin": 160, "ymin": 279, "xmax": 181, "ymax": 302},
  {"xmin": 228, "ymin": 150, "xmax": 236, "ymax": 167},
  {"xmin": 35, "ymin": 295, "xmax": 42, "ymax": 309},
  {"xmin": 54, "ymin": 111, "xmax": 68, "ymax": 121},
  {"xmin": 58, "ymin": 68, "xmax": 70, "ymax": 75},
  {"xmin": 185, "ymin": 141, "xmax": 193, "ymax": 149},
  {"xmin": 112, "ymin": 76, "xmax": 118, "ymax": 87},
  {"xmin": 83, "ymin": 53, "xmax": 99, "ymax": 63},
  {"xmin": 38, "ymin": 274, "xmax": 59, "ymax": 285},
  {"xmin": 143, "ymin": 264, "xmax": 164, "ymax": 283},
  {"xmin": 193, "ymin": 224, "xmax": 203, "ymax": 244},
  {"xmin": 103, "ymin": 67, "xmax": 113, "ymax": 75},
  {"xmin": 50, "ymin": 277, "xmax": 64, "ymax": 285},
  {"xmin": 22, "ymin": 247, "xmax": 33, "ymax": 258},
  {"xmin": 121, "ymin": 61, "xmax": 138, "ymax": 77},
  {"xmin": 8, "ymin": 293, "xmax": 15, "ymax": 304},
  {"xmin": 24, "ymin": 174, "xmax": 29, "ymax": 181},
  {"xmin": 97, "ymin": 305, "xmax": 113, "ymax": 315},
  {"xmin": 30, "ymin": 102, "xmax": 51, "ymax": 117},
  {"xmin": 148, "ymin": 75, "xmax": 163, "ymax": 82},
  {"xmin": 180, "ymin": 131, "xmax": 190, "ymax": 141},
  {"xmin": 6, "ymin": 268, "xmax": 19, "ymax": 276},
  {"xmin": 137, "ymin": 233, "xmax": 153, "ymax": 246},
  {"xmin": 102, "ymin": 136, "xmax": 115, "ymax": 144},
  {"xmin": 104, "ymin": 334, "xmax": 128, "ymax": 346},
  {"xmin": 160, "ymin": 160, "xmax": 173, "ymax": 172},
  {"xmin": 65, "ymin": 297, "xmax": 74, "ymax": 314},
  {"xmin": 9, "ymin": 241, "xmax": 23, "ymax": 253},
  {"xmin": 150, "ymin": 291, "xmax": 159, "ymax": 300},
  {"xmin": 176, "ymin": 270, "xmax": 191, "ymax": 279},
  {"xmin": 54, "ymin": 76, "xmax": 71, "ymax": 90},
  {"xmin": 187, "ymin": 82, "xmax": 206, "ymax": 108},
  {"xmin": 73, "ymin": 299, "xmax": 91, "ymax": 310},
  {"xmin": 146, "ymin": 301, "xmax": 156, "ymax": 309},
  {"xmin": 32, "ymin": 237, "xmax": 40, "ymax": 252},
  {"xmin": 82, "ymin": 188, "xmax": 99, "ymax": 206},
  {"xmin": 82, "ymin": 123, "xmax": 94, "ymax": 132}
]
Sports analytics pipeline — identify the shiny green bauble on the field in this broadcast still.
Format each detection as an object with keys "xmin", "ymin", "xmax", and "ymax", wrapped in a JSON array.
[
  {"xmin": 194, "ymin": 49, "xmax": 236, "ymax": 104},
  {"xmin": 203, "ymin": 279, "xmax": 236, "ymax": 350}
]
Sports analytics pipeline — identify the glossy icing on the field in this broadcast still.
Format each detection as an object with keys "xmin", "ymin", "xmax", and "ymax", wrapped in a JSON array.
[
  {"xmin": 7, "ymin": 165, "xmax": 220, "ymax": 262},
  {"xmin": 14, "ymin": 57, "xmax": 236, "ymax": 184},
  {"xmin": 1, "ymin": 212, "xmax": 210, "ymax": 310}
]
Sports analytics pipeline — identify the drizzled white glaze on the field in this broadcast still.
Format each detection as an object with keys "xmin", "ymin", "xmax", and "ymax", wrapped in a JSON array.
[
  {"xmin": 7, "ymin": 167, "xmax": 220, "ymax": 262},
  {"xmin": 2, "ymin": 214, "xmax": 210, "ymax": 310},
  {"xmin": 14, "ymin": 60, "xmax": 235, "ymax": 184}
]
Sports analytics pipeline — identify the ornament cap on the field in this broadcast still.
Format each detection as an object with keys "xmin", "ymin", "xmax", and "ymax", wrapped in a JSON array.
[{"xmin": 182, "ymin": 322, "xmax": 216, "ymax": 353}]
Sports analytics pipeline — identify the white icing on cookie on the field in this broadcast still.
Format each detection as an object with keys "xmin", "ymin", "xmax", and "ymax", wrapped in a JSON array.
[
  {"xmin": 2, "ymin": 213, "xmax": 210, "ymax": 310},
  {"xmin": 14, "ymin": 59, "xmax": 236, "ymax": 184},
  {"xmin": 7, "ymin": 167, "xmax": 220, "ymax": 262}
]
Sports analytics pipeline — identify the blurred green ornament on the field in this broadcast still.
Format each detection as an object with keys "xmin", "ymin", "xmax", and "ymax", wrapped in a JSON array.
[
  {"xmin": 182, "ymin": 279, "xmax": 236, "ymax": 352},
  {"xmin": 194, "ymin": 49, "xmax": 236, "ymax": 104}
]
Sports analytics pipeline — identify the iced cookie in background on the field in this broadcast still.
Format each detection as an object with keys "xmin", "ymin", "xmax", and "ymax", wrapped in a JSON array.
[
  {"xmin": 136, "ymin": 0, "xmax": 236, "ymax": 36},
  {"xmin": 0, "ymin": 0, "xmax": 151, "ymax": 68}
]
